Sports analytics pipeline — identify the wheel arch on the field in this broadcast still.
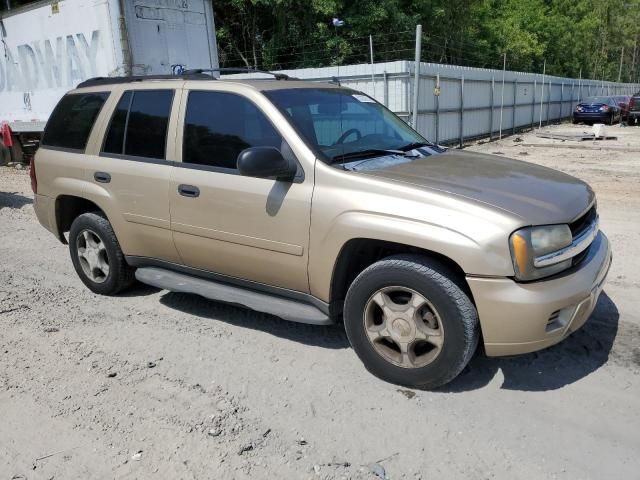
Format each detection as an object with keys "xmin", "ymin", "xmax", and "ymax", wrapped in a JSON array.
[
  {"xmin": 328, "ymin": 237, "xmax": 475, "ymax": 316},
  {"xmin": 54, "ymin": 194, "xmax": 108, "ymax": 244}
]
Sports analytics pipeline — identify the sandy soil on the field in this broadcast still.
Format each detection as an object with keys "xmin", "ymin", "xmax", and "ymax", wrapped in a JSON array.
[{"xmin": 1, "ymin": 123, "xmax": 639, "ymax": 479}]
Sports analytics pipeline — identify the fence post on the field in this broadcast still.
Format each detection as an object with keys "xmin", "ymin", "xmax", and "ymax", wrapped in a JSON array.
[
  {"xmin": 383, "ymin": 70, "xmax": 388, "ymax": 107},
  {"xmin": 459, "ymin": 75, "xmax": 464, "ymax": 148},
  {"xmin": 499, "ymin": 53, "xmax": 506, "ymax": 139},
  {"xmin": 546, "ymin": 82, "xmax": 551, "ymax": 125},
  {"xmin": 489, "ymin": 77, "xmax": 495, "ymax": 140},
  {"xmin": 411, "ymin": 24, "xmax": 422, "ymax": 129},
  {"xmin": 571, "ymin": 82, "xmax": 575, "ymax": 108},
  {"xmin": 531, "ymin": 79, "xmax": 536, "ymax": 129},
  {"xmin": 539, "ymin": 61, "xmax": 546, "ymax": 128},
  {"xmin": 435, "ymin": 72, "xmax": 440, "ymax": 144},
  {"xmin": 512, "ymin": 79, "xmax": 517, "ymax": 135}
]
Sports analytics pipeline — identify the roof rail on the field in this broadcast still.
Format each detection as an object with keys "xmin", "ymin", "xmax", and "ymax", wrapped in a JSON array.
[
  {"xmin": 182, "ymin": 67, "xmax": 295, "ymax": 81},
  {"xmin": 77, "ymin": 73, "xmax": 214, "ymax": 88}
]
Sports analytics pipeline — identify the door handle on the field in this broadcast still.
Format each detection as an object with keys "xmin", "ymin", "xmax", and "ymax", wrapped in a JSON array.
[
  {"xmin": 178, "ymin": 184, "xmax": 200, "ymax": 198},
  {"xmin": 94, "ymin": 172, "xmax": 111, "ymax": 183}
]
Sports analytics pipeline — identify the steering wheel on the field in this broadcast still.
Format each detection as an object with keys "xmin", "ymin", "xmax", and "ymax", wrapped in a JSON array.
[{"xmin": 334, "ymin": 128, "xmax": 362, "ymax": 145}]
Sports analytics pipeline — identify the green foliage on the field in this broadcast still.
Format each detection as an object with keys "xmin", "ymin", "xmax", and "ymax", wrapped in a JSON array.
[
  {"xmin": 213, "ymin": 0, "xmax": 640, "ymax": 81},
  {"xmin": 2, "ymin": 0, "xmax": 638, "ymax": 80}
]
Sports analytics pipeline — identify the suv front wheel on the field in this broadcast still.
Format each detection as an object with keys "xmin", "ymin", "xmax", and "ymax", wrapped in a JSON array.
[
  {"xmin": 69, "ymin": 212, "xmax": 135, "ymax": 295},
  {"xmin": 344, "ymin": 254, "xmax": 479, "ymax": 389}
]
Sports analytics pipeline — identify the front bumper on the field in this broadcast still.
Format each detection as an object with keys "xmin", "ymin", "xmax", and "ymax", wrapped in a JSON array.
[
  {"xmin": 467, "ymin": 232, "xmax": 612, "ymax": 356},
  {"xmin": 573, "ymin": 112, "xmax": 610, "ymax": 122}
]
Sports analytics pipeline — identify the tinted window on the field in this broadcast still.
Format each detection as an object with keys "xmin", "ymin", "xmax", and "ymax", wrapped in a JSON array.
[
  {"xmin": 42, "ymin": 92, "xmax": 109, "ymax": 150},
  {"xmin": 183, "ymin": 91, "xmax": 281, "ymax": 169},
  {"xmin": 125, "ymin": 90, "xmax": 173, "ymax": 159},
  {"xmin": 102, "ymin": 91, "xmax": 132, "ymax": 154}
]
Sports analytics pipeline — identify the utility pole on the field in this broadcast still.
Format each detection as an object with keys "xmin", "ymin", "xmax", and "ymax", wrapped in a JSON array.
[
  {"xmin": 369, "ymin": 35, "xmax": 375, "ymax": 99},
  {"xmin": 578, "ymin": 68, "xmax": 582, "ymax": 103},
  {"xmin": 411, "ymin": 24, "xmax": 422, "ymax": 129},
  {"xmin": 618, "ymin": 46, "xmax": 624, "ymax": 83},
  {"xmin": 5, "ymin": 0, "xmax": 10, "ymax": 10},
  {"xmin": 631, "ymin": 38, "xmax": 637, "ymax": 83}
]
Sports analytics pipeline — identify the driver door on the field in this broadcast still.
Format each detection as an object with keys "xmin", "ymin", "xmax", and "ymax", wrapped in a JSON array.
[{"xmin": 169, "ymin": 87, "xmax": 313, "ymax": 293}]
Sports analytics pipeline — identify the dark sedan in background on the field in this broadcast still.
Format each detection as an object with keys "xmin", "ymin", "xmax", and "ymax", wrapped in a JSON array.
[{"xmin": 573, "ymin": 96, "xmax": 622, "ymax": 125}]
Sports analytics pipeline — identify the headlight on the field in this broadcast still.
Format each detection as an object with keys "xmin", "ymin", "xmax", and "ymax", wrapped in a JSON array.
[{"xmin": 509, "ymin": 225, "xmax": 572, "ymax": 281}]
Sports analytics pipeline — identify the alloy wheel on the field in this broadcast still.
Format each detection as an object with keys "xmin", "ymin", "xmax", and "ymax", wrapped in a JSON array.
[
  {"xmin": 363, "ymin": 286, "xmax": 444, "ymax": 368},
  {"xmin": 76, "ymin": 229, "xmax": 110, "ymax": 283}
]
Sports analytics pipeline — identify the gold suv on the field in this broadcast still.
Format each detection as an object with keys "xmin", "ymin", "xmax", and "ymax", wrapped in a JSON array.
[{"xmin": 32, "ymin": 73, "xmax": 612, "ymax": 388}]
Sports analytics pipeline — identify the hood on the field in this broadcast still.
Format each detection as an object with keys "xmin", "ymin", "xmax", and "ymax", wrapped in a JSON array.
[{"xmin": 357, "ymin": 150, "xmax": 594, "ymax": 225}]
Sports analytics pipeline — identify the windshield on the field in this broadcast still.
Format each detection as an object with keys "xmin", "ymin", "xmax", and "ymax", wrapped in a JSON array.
[
  {"xmin": 583, "ymin": 96, "xmax": 610, "ymax": 104},
  {"xmin": 264, "ymin": 88, "xmax": 432, "ymax": 163}
]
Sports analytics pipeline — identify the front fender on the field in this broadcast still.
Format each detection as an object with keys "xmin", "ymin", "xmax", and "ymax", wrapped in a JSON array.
[{"xmin": 308, "ymin": 211, "xmax": 514, "ymax": 302}]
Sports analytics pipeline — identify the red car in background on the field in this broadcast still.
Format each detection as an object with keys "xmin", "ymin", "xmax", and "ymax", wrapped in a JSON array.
[{"xmin": 614, "ymin": 95, "xmax": 632, "ymax": 121}]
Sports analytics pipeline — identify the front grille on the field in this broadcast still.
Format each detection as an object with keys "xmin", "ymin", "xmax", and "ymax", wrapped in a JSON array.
[
  {"xmin": 568, "ymin": 204, "xmax": 597, "ymax": 269},
  {"xmin": 569, "ymin": 205, "xmax": 597, "ymax": 238}
]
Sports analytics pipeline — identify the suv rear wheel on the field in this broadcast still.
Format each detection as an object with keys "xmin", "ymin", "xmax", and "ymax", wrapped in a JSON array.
[
  {"xmin": 69, "ymin": 212, "xmax": 135, "ymax": 295},
  {"xmin": 344, "ymin": 254, "xmax": 479, "ymax": 389}
]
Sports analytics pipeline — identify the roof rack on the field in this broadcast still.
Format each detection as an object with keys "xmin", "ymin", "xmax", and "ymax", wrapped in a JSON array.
[
  {"xmin": 76, "ymin": 68, "xmax": 298, "ymax": 89},
  {"xmin": 183, "ymin": 67, "xmax": 296, "ymax": 81},
  {"xmin": 76, "ymin": 73, "xmax": 213, "ymax": 88}
]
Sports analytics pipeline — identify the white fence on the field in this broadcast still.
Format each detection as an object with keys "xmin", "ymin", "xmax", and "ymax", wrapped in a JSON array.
[{"xmin": 227, "ymin": 60, "xmax": 640, "ymax": 146}]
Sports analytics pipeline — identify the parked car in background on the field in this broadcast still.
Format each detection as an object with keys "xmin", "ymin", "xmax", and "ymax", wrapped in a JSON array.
[
  {"xmin": 614, "ymin": 95, "xmax": 632, "ymax": 121},
  {"xmin": 627, "ymin": 93, "xmax": 640, "ymax": 125},
  {"xmin": 573, "ymin": 96, "xmax": 622, "ymax": 125}
]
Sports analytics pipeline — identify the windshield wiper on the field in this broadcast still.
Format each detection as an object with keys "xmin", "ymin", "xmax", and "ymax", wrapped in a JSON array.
[
  {"xmin": 397, "ymin": 141, "xmax": 435, "ymax": 151},
  {"xmin": 330, "ymin": 148, "xmax": 411, "ymax": 164}
]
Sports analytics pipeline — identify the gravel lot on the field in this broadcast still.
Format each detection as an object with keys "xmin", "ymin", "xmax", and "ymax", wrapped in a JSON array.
[{"xmin": 1, "ymin": 122, "xmax": 639, "ymax": 479}]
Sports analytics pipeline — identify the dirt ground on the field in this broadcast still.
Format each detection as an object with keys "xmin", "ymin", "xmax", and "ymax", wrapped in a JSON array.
[{"xmin": 1, "ymin": 122, "xmax": 639, "ymax": 479}]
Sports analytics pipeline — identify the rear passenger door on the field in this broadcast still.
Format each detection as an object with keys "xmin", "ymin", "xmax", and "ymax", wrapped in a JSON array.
[
  {"xmin": 169, "ymin": 87, "xmax": 314, "ymax": 293},
  {"xmin": 85, "ymin": 86, "xmax": 181, "ymax": 264}
]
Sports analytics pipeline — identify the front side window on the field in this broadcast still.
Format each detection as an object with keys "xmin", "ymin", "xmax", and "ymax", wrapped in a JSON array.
[
  {"xmin": 264, "ymin": 88, "xmax": 432, "ymax": 163},
  {"xmin": 183, "ymin": 91, "xmax": 282, "ymax": 170},
  {"xmin": 42, "ymin": 92, "xmax": 109, "ymax": 150},
  {"xmin": 101, "ymin": 89, "xmax": 173, "ymax": 160}
]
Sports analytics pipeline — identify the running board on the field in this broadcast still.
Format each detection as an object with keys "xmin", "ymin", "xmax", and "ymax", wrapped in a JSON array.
[{"xmin": 135, "ymin": 267, "xmax": 332, "ymax": 326}]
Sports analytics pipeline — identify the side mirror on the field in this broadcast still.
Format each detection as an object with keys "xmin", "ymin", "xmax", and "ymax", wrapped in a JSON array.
[{"xmin": 237, "ymin": 147, "xmax": 297, "ymax": 180}]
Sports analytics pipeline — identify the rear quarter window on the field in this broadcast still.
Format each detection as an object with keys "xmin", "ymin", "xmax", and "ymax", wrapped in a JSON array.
[{"xmin": 42, "ymin": 92, "xmax": 110, "ymax": 151}]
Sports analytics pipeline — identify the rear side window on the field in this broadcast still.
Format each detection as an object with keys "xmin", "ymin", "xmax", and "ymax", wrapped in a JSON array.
[
  {"xmin": 101, "ymin": 90, "xmax": 174, "ymax": 160},
  {"xmin": 103, "ymin": 91, "xmax": 132, "ymax": 155},
  {"xmin": 183, "ymin": 91, "xmax": 281, "ymax": 170},
  {"xmin": 42, "ymin": 92, "xmax": 109, "ymax": 150}
]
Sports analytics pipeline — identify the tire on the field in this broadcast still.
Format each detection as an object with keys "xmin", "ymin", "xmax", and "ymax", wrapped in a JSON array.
[
  {"xmin": 572, "ymin": 118, "xmax": 579, "ymax": 124},
  {"xmin": 9, "ymin": 138, "xmax": 23, "ymax": 164},
  {"xmin": 343, "ymin": 254, "xmax": 479, "ymax": 389},
  {"xmin": 69, "ymin": 212, "xmax": 135, "ymax": 295}
]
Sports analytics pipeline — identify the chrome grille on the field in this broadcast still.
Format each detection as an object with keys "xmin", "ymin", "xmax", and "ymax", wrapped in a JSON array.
[{"xmin": 570, "ymin": 206, "xmax": 597, "ymax": 238}]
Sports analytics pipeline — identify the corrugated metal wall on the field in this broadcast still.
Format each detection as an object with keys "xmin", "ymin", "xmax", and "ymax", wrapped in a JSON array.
[{"xmin": 226, "ymin": 61, "xmax": 640, "ymax": 145}]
